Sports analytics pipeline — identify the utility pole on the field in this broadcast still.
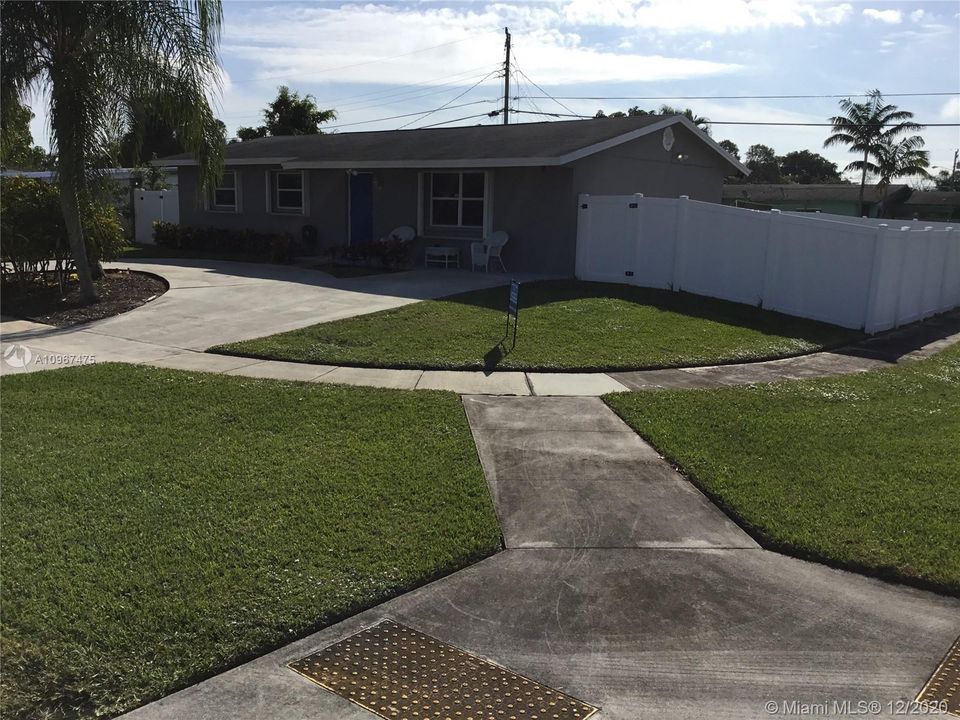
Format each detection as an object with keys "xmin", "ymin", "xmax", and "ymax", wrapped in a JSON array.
[{"xmin": 502, "ymin": 27, "xmax": 511, "ymax": 125}]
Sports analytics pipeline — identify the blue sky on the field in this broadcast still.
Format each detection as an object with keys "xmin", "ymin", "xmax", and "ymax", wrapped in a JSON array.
[{"xmin": 31, "ymin": 0, "xmax": 960, "ymax": 179}]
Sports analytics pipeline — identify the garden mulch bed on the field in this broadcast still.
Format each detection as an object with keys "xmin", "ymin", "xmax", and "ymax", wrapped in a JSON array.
[{"xmin": 1, "ymin": 269, "xmax": 167, "ymax": 327}]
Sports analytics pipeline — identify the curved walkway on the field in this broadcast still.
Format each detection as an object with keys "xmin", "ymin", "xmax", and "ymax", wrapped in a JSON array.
[{"xmin": 2, "ymin": 259, "xmax": 958, "ymax": 394}]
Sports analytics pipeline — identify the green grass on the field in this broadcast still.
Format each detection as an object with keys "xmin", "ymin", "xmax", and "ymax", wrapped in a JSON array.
[
  {"xmin": 604, "ymin": 341, "xmax": 960, "ymax": 595},
  {"xmin": 211, "ymin": 280, "xmax": 861, "ymax": 371},
  {"xmin": 0, "ymin": 364, "xmax": 501, "ymax": 719}
]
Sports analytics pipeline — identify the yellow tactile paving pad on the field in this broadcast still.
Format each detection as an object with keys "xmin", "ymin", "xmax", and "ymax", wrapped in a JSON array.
[
  {"xmin": 916, "ymin": 635, "xmax": 960, "ymax": 717},
  {"xmin": 289, "ymin": 619, "xmax": 598, "ymax": 719}
]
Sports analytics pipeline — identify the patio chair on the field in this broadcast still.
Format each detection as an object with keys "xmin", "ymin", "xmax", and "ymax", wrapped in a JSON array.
[{"xmin": 470, "ymin": 231, "xmax": 509, "ymax": 272}]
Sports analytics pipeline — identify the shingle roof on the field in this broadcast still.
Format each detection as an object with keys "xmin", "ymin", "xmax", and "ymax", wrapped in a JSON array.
[
  {"xmin": 159, "ymin": 115, "xmax": 747, "ymax": 173},
  {"xmin": 904, "ymin": 191, "xmax": 960, "ymax": 206}
]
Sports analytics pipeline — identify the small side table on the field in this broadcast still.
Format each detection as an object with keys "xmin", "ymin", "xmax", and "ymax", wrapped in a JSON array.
[{"xmin": 424, "ymin": 246, "xmax": 460, "ymax": 269}]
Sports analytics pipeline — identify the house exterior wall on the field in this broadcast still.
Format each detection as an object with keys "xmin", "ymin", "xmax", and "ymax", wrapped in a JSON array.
[
  {"xmin": 178, "ymin": 165, "xmax": 349, "ymax": 247},
  {"xmin": 175, "ymin": 125, "xmax": 731, "ymax": 276},
  {"xmin": 570, "ymin": 124, "xmax": 729, "ymax": 203}
]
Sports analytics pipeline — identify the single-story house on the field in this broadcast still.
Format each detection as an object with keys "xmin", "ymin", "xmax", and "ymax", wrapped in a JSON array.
[
  {"xmin": 722, "ymin": 183, "xmax": 910, "ymax": 217},
  {"xmin": 160, "ymin": 115, "xmax": 747, "ymax": 274}
]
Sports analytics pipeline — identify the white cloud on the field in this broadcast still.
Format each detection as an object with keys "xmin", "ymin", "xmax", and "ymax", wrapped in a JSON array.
[
  {"xmin": 222, "ymin": 4, "xmax": 742, "ymax": 88},
  {"xmin": 940, "ymin": 96, "xmax": 960, "ymax": 121},
  {"xmin": 696, "ymin": 40, "xmax": 714, "ymax": 52},
  {"xmin": 562, "ymin": 0, "xmax": 852, "ymax": 33},
  {"xmin": 862, "ymin": 8, "xmax": 903, "ymax": 24},
  {"xmin": 909, "ymin": 9, "xmax": 925, "ymax": 22}
]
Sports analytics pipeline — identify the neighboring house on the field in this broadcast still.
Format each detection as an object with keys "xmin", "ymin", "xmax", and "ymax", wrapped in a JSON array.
[
  {"xmin": 160, "ymin": 115, "xmax": 746, "ymax": 274},
  {"xmin": 892, "ymin": 190, "xmax": 960, "ymax": 222},
  {"xmin": 722, "ymin": 183, "xmax": 910, "ymax": 218}
]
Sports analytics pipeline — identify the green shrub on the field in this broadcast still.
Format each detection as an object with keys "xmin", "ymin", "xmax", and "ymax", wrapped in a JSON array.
[
  {"xmin": 152, "ymin": 222, "xmax": 297, "ymax": 263},
  {"xmin": 0, "ymin": 176, "xmax": 124, "ymax": 291},
  {"xmin": 331, "ymin": 234, "xmax": 413, "ymax": 269}
]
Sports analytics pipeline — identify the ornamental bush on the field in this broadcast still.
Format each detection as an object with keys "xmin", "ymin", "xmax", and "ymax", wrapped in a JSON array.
[
  {"xmin": 0, "ymin": 176, "xmax": 124, "ymax": 292},
  {"xmin": 152, "ymin": 222, "xmax": 296, "ymax": 263}
]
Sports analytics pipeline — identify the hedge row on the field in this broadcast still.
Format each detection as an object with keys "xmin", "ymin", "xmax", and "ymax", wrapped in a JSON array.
[{"xmin": 152, "ymin": 222, "xmax": 297, "ymax": 263}]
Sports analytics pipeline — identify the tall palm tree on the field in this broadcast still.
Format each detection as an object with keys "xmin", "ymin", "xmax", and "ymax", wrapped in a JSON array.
[
  {"xmin": 1, "ymin": 1, "xmax": 225, "ymax": 302},
  {"xmin": 824, "ymin": 89, "xmax": 922, "ymax": 217},
  {"xmin": 872, "ymin": 136, "xmax": 930, "ymax": 216}
]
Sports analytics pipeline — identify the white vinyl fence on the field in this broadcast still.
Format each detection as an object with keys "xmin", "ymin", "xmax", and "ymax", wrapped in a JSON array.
[
  {"xmin": 575, "ymin": 194, "xmax": 960, "ymax": 334},
  {"xmin": 134, "ymin": 189, "xmax": 179, "ymax": 244}
]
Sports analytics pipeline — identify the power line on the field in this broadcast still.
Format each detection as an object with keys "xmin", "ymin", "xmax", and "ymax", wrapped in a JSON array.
[
  {"xmin": 324, "ymin": 100, "xmax": 499, "ymax": 131},
  {"xmin": 511, "ymin": 110, "xmax": 960, "ymax": 127},
  {"xmin": 330, "ymin": 65, "xmax": 502, "ymax": 110},
  {"xmin": 400, "ymin": 69, "xmax": 503, "ymax": 129},
  {"xmin": 510, "ymin": 52, "xmax": 579, "ymax": 119},
  {"xmin": 514, "ymin": 91, "xmax": 958, "ymax": 101}
]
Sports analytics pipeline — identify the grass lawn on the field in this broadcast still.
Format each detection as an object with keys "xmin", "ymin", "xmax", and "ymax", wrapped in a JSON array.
[
  {"xmin": 0, "ymin": 364, "xmax": 500, "ymax": 719},
  {"xmin": 211, "ymin": 280, "xmax": 861, "ymax": 371},
  {"xmin": 604, "ymin": 341, "xmax": 960, "ymax": 595}
]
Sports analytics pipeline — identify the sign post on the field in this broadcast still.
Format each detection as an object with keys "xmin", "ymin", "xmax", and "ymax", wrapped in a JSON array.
[{"xmin": 506, "ymin": 279, "xmax": 520, "ymax": 348}]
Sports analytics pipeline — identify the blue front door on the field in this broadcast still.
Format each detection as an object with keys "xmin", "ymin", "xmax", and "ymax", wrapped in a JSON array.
[{"xmin": 349, "ymin": 173, "xmax": 374, "ymax": 245}]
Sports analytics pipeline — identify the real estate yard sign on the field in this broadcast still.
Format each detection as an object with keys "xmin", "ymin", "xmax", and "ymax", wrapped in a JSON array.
[{"xmin": 506, "ymin": 279, "xmax": 520, "ymax": 347}]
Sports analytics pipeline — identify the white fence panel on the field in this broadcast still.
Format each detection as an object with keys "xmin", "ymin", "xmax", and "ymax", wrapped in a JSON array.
[
  {"xmin": 677, "ymin": 200, "xmax": 769, "ymax": 305},
  {"xmin": 633, "ymin": 197, "xmax": 676, "ymax": 289},
  {"xmin": 575, "ymin": 194, "xmax": 640, "ymax": 283},
  {"xmin": 763, "ymin": 214, "xmax": 876, "ymax": 328},
  {"xmin": 896, "ymin": 230, "xmax": 931, "ymax": 326},
  {"xmin": 134, "ymin": 189, "xmax": 179, "ymax": 244},
  {"xmin": 939, "ymin": 232, "xmax": 960, "ymax": 311},
  {"xmin": 576, "ymin": 194, "xmax": 960, "ymax": 334}
]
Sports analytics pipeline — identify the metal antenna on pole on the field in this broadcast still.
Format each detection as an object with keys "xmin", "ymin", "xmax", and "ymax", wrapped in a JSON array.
[{"xmin": 502, "ymin": 27, "xmax": 511, "ymax": 125}]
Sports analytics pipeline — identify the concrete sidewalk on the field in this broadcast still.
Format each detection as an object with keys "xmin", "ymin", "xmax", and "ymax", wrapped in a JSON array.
[{"xmin": 122, "ymin": 397, "xmax": 959, "ymax": 720}]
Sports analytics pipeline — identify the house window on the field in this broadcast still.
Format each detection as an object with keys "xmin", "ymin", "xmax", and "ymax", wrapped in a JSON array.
[
  {"xmin": 273, "ymin": 171, "xmax": 304, "ymax": 213},
  {"xmin": 430, "ymin": 172, "xmax": 485, "ymax": 228},
  {"xmin": 212, "ymin": 171, "xmax": 238, "ymax": 210}
]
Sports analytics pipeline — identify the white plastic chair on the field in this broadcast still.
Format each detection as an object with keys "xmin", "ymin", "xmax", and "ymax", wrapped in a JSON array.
[
  {"xmin": 382, "ymin": 225, "xmax": 416, "ymax": 243},
  {"xmin": 470, "ymin": 231, "xmax": 508, "ymax": 272}
]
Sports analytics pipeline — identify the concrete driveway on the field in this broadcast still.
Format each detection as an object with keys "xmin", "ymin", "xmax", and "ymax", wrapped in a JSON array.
[{"xmin": 0, "ymin": 259, "xmax": 544, "ymax": 371}]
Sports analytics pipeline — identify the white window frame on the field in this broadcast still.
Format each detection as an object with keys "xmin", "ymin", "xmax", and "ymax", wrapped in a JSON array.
[
  {"xmin": 271, "ymin": 170, "xmax": 306, "ymax": 214},
  {"xmin": 429, "ymin": 171, "xmax": 485, "ymax": 228},
  {"xmin": 208, "ymin": 170, "xmax": 240, "ymax": 212}
]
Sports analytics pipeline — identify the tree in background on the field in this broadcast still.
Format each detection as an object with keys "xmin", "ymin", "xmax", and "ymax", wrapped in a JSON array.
[
  {"xmin": 0, "ymin": 99, "xmax": 48, "ymax": 170},
  {"xmin": 744, "ymin": 144, "xmax": 781, "ymax": 183},
  {"xmin": 718, "ymin": 139, "xmax": 740, "ymax": 161},
  {"xmin": 824, "ymin": 89, "xmax": 922, "ymax": 216},
  {"xmin": 594, "ymin": 104, "xmax": 711, "ymax": 134},
  {"xmin": 873, "ymin": 136, "xmax": 929, "ymax": 213},
  {"xmin": 934, "ymin": 168, "xmax": 960, "ymax": 191},
  {"xmin": 779, "ymin": 150, "xmax": 843, "ymax": 184},
  {"xmin": 237, "ymin": 85, "xmax": 336, "ymax": 140},
  {"xmin": 1, "ymin": 1, "xmax": 225, "ymax": 303}
]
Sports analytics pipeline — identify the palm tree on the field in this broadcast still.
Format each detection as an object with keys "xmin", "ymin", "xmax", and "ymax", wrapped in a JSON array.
[
  {"xmin": 1, "ymin": 1, "xmax": 225, "ymax": 302},
  {"xmin": 824, "ymin": 89, "xmax": 922, "ymax": 217},
  {"xmin": 873, "ymin": 136, "xmax": 930, "ymax": 216}
]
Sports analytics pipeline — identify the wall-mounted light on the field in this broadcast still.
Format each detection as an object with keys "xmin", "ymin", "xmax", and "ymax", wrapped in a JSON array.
[{"xmin": 676, "ymin": 153, "xmax": 689, "ymax": 162}]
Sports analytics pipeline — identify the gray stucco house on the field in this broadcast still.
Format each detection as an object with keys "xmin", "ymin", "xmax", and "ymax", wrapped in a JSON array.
[{"xmin": 161, "ymin": 115, "xmax": 747, "ymax": 274}]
